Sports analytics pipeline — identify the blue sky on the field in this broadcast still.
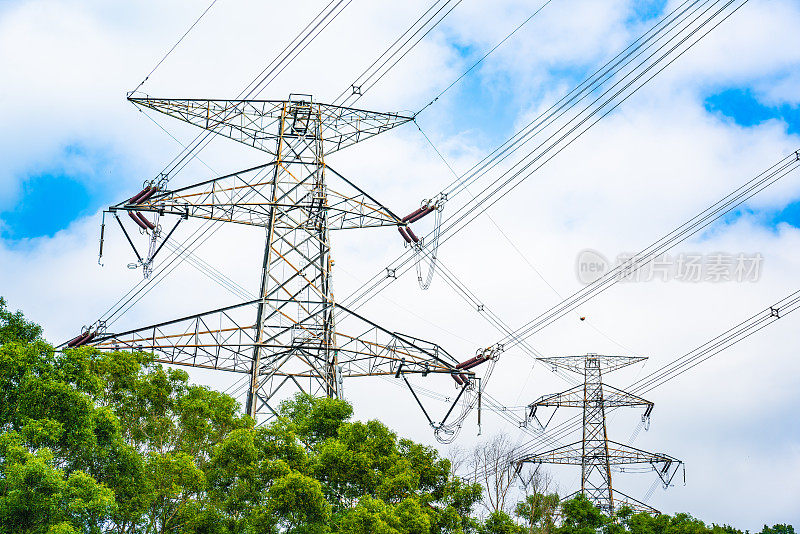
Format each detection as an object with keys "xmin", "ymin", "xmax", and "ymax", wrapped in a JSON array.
[
  {"xmin": 716, "ymin": 201, "xmax": 800, "ymax": 235},
  {"xmin": 705, "ymin": 87, "xmax": 800, "ymax": 135},
  {"xmin": 1, "ymin": 172, "xmax": 91, "ymax": 241},
  {"xmin": 1, "ymin": 2, "xmax": 798, "ymax": 239},
  {"xmin": 628, "ymin": 0, "xmax": 667, "ymax": 23},
  {"xmin": 704, "ymin": 87, "xmax": 800, "ymax": 229},
  {"xmin": 3, "ymin": 1, "xmax": 800, "ymax": 525},
  {"xmin": 0, "ymin": 144, "xmax": 121, "ymax": 243},
  {"xmin": 769, "ymin": 198, "xmax": 800, "ymax": 227}
]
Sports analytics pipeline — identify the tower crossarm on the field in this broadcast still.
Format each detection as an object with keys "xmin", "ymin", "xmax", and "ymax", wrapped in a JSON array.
[
  {"xmin": 324, "ymin": 165, "xmax": 403, "ymax": 229},
  {"xmin": 128, "ymin": 95, "xmax": 413, "ymax": 156},
  {"xmin": 114, "ymin": 163, "xmax": 403, "ymax": 231},
  {"xmin": 528, "ymin": 384, "xmax": 584, "ymax": 410},
  {"xmin": 515, "ymin": 441, "xmax": 587, "ymax": 466},
  {"xmin": 77, "ymin": 299, "xmax": 462, "ymax": 379},
  {"xmin": 536, "ymin": 354, "xmax": 647, "ymax": 375},
  {"xmin": 605, "ymin": 441, "xmax": 680, "ymax": 467},
  {"xmin": 611, "ymin": 490, "xmax": 660, "ymax": 515},
  {"xmin": 600, "ymin": 384, "xmax": 653, "ymax": 409},
  {"xmin": 334, "ymin": 303, "xmax": 462, "ymax": 378},
  {"xmin": 516, "ymin": 441, "xmax": 678, "ymax": 468},
  {"xmin": 528, "ymin": 384, "xmax": 653, "ymax": 413},
  {"xmin": 87, "ymin": 299, "xmax": 261, "ymax": 373}
]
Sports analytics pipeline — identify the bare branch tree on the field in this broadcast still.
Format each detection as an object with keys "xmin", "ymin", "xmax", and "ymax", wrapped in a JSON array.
[{"xmin": 460, "ymin": 434, "xmax": 518, "ymax": 515}]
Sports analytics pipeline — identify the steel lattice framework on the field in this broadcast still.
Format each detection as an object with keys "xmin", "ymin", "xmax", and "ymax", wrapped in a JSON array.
[
  {"xmin": 77, "ymin": 94, "xmax": 471, "ymax": 421},
  {"xmin": 517, "ymin": 354, "xmax": 682, "ymax": 515}
]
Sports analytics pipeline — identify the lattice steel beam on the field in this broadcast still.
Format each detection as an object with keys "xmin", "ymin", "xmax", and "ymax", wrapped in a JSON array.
[
  {"xmin": 79, "ymin": 94, "xmax": 464, "ymax": 424},
  {"xmin": 128, "ymin": 95, "xmax": 413, "ymax": 156},
  {"xmin": 90, "ymin": 299, "xmax": 463, "ymax": 377},
  {"xmin": 516, "ymin": 354, "xmax": 682, "ymax": 515},
  {"xmin": 537, "ymin": 354, "xmax": 646, "ymax": 375},
  {"xmin": 519, "ymin": 441, "xmax": 678, "ymax": 466},
  {"xmin": 529, "ymin": 384, "xmax": 653, "ymax": 412},
  {"xmin": 112, "ymin": 163, "xmax": 402, "ymax": 231}
]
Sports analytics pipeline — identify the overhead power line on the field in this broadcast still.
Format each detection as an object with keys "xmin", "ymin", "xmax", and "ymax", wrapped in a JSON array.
[
  {"xmin": 415, "ymin": 0, "xmax": 555, "ymax": 116},
  {"xmin": 132, "ymin": 0, "xmax": 222, "ymax": 93},
  {"xmin": 387, "ymin": 145, "xmax": 799, "ymax": 444},
  {"xmin": 338, "ymin": 0, "xmax": 750, "ymax": 316},
  {"xmin": 101, "ymin": 0, "xmax": 355, "ymax": 324},
  {"xmin": 502, "ymin": 289, "xmax": 800, "ymax": 474},
  {"xmin": 493, "ymin": 150, "xmax": 800, "ymax": 353},
  {"xmin": 333, "ymin": 0, "xmax": 466, "ymax": 107}
]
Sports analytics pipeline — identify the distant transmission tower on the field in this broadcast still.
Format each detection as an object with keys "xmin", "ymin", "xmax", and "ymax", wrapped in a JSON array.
[
  {"xmin": 516, "ymin": 354, "xmax": 682, "ymax": 514},
  {"xmin": 67, "ymin": 94, "xmax": 482, "ymax": 425}
]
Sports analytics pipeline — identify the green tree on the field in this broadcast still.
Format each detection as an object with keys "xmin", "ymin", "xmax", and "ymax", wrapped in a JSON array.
[
  {"xmin": 480, "ymin": 510, "xmax": 522, "ymax": 534},
  {"xmin": 241, "ymin": 394, "xmax": 483, "ymax": 534},
  {"xmin": 555, "ymin": 495, "xmax": 609, "ymax": 534},
  {"xmin": 0, "ymin": 317, "xmax": 483, "ymax": 533},
  {"xmin": 0, "ymin": 298, "xmax": 794, "ymax": 534},
  {"xmin": 0, "ymin": 297, "xmax": 42, "ymax": 345},
  {"xmin": 0, "ymin": 302, "xmax": 253, "ymax": 532},
  {"xmin": 514, "ymin": 493, "xmax": 559, "ymax": 534},
  {"xmin": 761, "ymin": 526, "xmax": 796, "ymax": 534},
  {"xmin": 0, "ymin": 431, "xmax": 115, "ymax": 533},
  {"xmin": 624, "ymin": 511, "xmax": 736, "ymax": 534}
]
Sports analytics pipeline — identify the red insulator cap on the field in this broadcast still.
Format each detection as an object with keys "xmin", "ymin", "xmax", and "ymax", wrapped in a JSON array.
[
  {"xmin": 461, "ymin": 357, "xmax": 487, "ymax": 370},
  {"xmin": 402, "ymin": 207, "xmax": 427, "ymax": 222},
  {"xmin": 136, "ymin": 212, "xmax": 156, "ymax": 230},
  {"xmin": 398, "ymin": 227, "xmax": 412, "ymax": 243},
  {"xmin": 406, "ymin": 207, "xmax": 434, "ymax": 224},
  {"xmin": 128, "ymin": 187, "xmax": 149, "ymax": 204},
  {"xmin": 456, "ymin": 355, "xmax": 482, "ymax": 369},
  {"xmin": 77, "ymin": 331, "xmax": 97, "ymax": 347},
  {"xmin": 129, "ymin": 211, "xmax": 148, "ymax": 230},
  {"xmin": 137, "ymin": 187, "xmax": 157, "ymax": 204},
  {"xmin": 67, "ymin": 332, "xmax": 88, "ymax": 347}
]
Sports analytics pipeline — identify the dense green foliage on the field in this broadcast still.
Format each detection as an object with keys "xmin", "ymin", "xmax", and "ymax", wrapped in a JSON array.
[
  {"xmin": 550, "ymin": 496, "xmax": 795, "ymax": 534},
  {"xmin": 0, "ymin": 298, "xmax": 794, "ymax": 534},
  {"xmin": 0, "ymin": 297, "xmax": 41, "ymax": 345},
  {"xmin": 0, "ymin": 299, "xmax": 482, "ymax": 533},
  {"xmin": 479, "ymin": 495, "xmax": 795, "ymax": 534}
]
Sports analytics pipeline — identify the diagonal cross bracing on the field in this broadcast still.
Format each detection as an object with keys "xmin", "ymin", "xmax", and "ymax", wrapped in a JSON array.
[
  {"xmin": 516, "ymin": 354, "xmax": 682, "ymax": 514},
  {"xmin": 84, "ymin": 93, "xmax": 465, "ymax": 424},
  {"xmin": 128, "ymin": 96, "xmax": 413, "ymax": 156}
]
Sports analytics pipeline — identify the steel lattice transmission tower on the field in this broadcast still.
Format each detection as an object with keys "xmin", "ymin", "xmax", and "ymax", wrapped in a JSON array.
[
  {"xmin": 516, "ymin": 354, "xmax": 682, "ymax": 515},
  {"xmin": 73, "ymin": 94, "xmax": 473, "ymax": 422}
]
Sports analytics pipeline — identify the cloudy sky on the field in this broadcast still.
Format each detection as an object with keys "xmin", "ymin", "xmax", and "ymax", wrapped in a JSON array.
[{"xmin": 2, "ymin": 0, "xmax": 799, "ymax": 527}]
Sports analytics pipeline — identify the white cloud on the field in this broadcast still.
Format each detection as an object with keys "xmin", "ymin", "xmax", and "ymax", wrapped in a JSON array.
[{"xmin": 1, "ymin": 0, "xmax": 800, "ymax": 528}]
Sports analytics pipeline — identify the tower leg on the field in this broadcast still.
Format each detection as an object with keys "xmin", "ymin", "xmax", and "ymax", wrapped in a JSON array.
[
  {"xmin": 247, "ymin": 96, "xmax": 339, "ymax": 420},
  {"xmin": 581, "ymin": 356, "xmax": 614, "ymax": 513}
]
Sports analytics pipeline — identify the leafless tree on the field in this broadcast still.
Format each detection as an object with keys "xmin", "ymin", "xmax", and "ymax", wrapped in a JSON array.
[
  {"xmin": 446, "ymin": 444, "xmax": 468, "ymax": 475},
  {"xmin": 450, "ymin": 434, "xmax": 559, "ymax": 521},
  {"xmin": 458, "ymin": 434, "xmax": 519, "ymax": 514}
]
